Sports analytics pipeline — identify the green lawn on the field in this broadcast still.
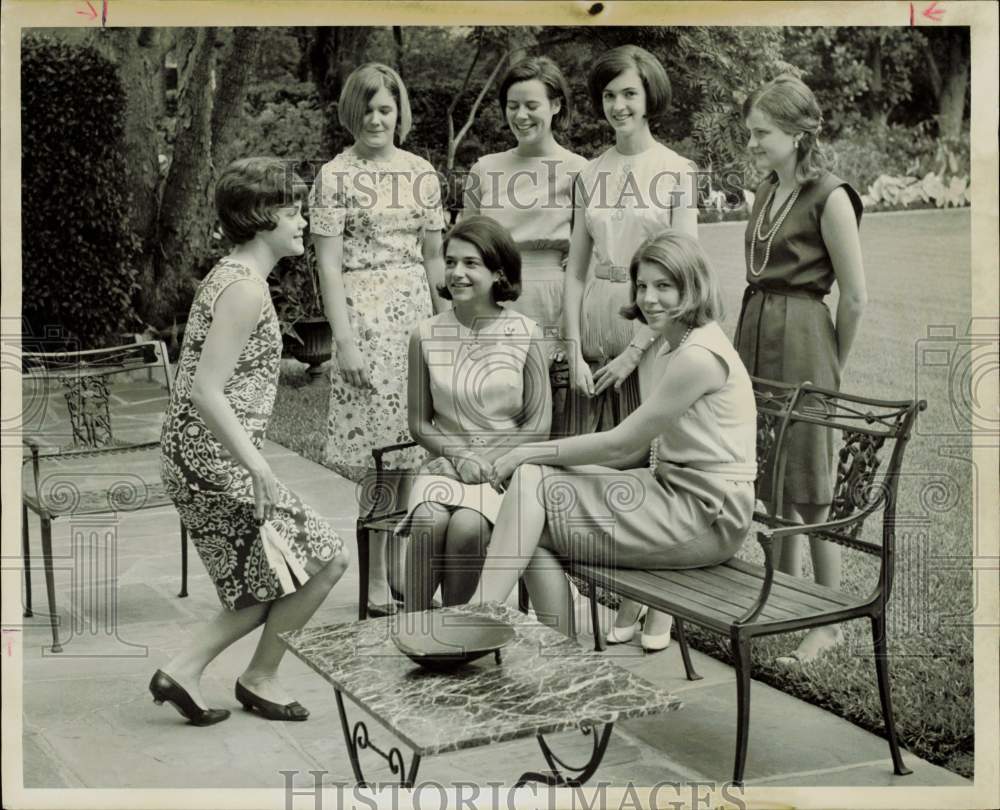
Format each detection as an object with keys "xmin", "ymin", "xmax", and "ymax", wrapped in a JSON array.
[{"xmin": 270, "ymin": 208, "xmax": 976, "ymax": 777}]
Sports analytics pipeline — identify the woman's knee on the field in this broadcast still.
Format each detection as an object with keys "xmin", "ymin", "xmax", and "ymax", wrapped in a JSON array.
[{"xmin": 317, "ymin": 546, "xmax": 350, "ymax": 587}]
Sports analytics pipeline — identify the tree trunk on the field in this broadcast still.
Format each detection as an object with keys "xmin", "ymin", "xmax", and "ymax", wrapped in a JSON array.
[
  {"xmin": 89, "ymin": 27, "xmax": 172, "ymax": 327},
  {"xmin": 154, "ymin": 28, "xmax": 218, "ymax": 328},
  {"xmin": 937, "ymin": 38, "xmax": 969, "ymax": 140},
  {"xmin": 212, "ymin": 27, "xmax": 264, "ymax": 162},
  {"xmin": 393, "ymin": 26, "xmax": 405, "ymax": 77}
]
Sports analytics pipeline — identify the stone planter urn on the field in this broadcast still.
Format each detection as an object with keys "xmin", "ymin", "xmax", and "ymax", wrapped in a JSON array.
[{"xmin": 287, "ymin": 317, "xmax": 332, "ymax": 382}]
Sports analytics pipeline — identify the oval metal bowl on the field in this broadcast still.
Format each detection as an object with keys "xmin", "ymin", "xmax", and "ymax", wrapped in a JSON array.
[{"xmin": 391, "ymin": 612, "xmax": 515, "ymax": 672}]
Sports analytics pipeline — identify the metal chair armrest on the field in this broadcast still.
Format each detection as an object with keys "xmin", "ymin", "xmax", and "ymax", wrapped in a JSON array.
[
  {"xmin": 371, "ymin": 441, "xmax": 418, "ymax": 472},
  {"xmin": 734, "ymin": 530, "xmax": 778, "ymax": 625},
  {"xmin": 759, "ymin": 501, "xmax": 880, "ymax": 543}
]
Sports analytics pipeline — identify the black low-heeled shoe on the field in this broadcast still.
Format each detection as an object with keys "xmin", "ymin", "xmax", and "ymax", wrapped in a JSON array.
[
  {"xmin": 149, "ymin": 670, "xmax": 230, "ymax": 727},
  {"xmin": 235, "ymin": 679, "xmax": 309, "ymax": 721}
]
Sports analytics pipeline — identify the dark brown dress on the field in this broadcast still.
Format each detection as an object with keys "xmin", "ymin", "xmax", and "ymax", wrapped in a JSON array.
[{"xmin": 733, "ymin": 171, "xmax": 863, "ymax": 505}]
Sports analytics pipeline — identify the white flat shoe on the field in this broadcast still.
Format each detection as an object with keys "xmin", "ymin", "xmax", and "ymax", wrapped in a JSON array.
[
  {"xmin": 605, "ymin": 605, "xmax": 648, "ymax": 645},
  {"xmin": 641, "ymin": 614, "xmax": 674, "ymax": 652}
]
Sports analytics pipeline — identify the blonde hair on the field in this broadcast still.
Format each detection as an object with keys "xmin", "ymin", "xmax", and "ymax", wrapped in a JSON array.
[
  {"xmin": 743, "ymin": 74, "xmax": 831, "ymax": 183},
  {"xmin": 338, "ymin": 63, "xmax": 412, "ymax": 144}
]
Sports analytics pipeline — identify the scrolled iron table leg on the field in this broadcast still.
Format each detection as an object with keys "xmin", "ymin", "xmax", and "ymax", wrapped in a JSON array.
[
  {"xmin": 334, "ymin": 690, "xmax": 422, "ymax": 788},
  {"xmin": 515, "ymin": 723, "xmax": 614, "ymax": 787}
]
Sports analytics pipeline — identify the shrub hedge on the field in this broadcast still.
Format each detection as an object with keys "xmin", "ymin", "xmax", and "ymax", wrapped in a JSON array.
[{"xmin": 21, "ymin": 33, "xmax": 139, "ymax": 347}]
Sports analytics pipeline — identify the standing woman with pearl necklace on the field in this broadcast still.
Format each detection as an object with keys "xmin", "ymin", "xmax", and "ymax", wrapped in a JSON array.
[{"xmin": 735, "ymin": 75, "xmax": 867, "ymax": 666}]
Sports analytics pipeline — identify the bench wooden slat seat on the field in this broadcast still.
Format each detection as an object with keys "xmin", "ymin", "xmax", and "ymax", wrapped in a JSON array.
[
  {"xmin": 568, "ymin": 378, "xmax": 926, "ymax": 785},
  {"xmin": 568, "ymin": 558, "xmax": 864, "ymax": 636}
]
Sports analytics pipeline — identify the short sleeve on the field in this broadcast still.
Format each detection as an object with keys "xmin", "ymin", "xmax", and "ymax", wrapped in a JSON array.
[
  {"xmin": 307, "ymin": 161, "xmax": 346, "ymax": 237},
  {"xmin": 416, "ymin": 159, "xmax": 446, "ymax": 231}
]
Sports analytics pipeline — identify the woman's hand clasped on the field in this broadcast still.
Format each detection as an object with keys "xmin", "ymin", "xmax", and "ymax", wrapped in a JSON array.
[
  {"xmin": 489, "ymin": 450, "xmax": 522, "ymax": 493},
  {"xmin": 454, "ymin": 453, "xmax": 492, "ymax": 485},
  {"xmin": 593, "ymin": 346, "xmax": 641, "ymax": 395}
]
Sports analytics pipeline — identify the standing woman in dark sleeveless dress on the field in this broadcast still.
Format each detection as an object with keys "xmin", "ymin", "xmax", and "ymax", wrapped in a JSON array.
[{"xmin": 734, "ymin": 76, "xmax": 867, "ymax": 665}]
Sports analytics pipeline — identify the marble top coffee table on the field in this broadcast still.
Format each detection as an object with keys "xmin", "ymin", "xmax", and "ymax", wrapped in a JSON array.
[{"xmin": 281, "ymin": 602, "xmax": 681, "ymax": 787}]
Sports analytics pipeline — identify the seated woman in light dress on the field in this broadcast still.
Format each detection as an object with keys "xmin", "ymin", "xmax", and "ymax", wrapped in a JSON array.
[
  {"xmin": 471, "ymin": 230, "xmax": 757, "ymax": 637},
  {"xmin": 398, "ymin": 217, "xmax": 552, "ymax": 610}
]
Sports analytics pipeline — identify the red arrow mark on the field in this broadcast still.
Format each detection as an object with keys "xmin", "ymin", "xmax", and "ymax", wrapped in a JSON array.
[
  {"xmin": 909, "ymin": 2, "xmax": 914, "ymax": 25},
  {"xmin": 76, "ymin": 0, "xmax": 97, "ymax": 19},
  {"xmin": 102, "ymin": 0, "xmax": 109, "ymax": 26},
  {"xmin": 923, "ymin": 1, "xmax": 946, "ymax": 22}
]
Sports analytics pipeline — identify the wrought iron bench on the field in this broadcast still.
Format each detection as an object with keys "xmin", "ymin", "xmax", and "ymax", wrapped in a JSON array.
[
  {"xmin": 566, "ymin": 379, "xmax": 926, "ymax": 784},
  {"xmin": 20, "ymin": 340, "xmax": 188, "ymax": 652}
]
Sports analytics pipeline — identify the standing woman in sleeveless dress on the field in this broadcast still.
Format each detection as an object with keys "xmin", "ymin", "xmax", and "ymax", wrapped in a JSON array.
[
  {"xmin": 154, "ymin": 159, "xmax": 348, "ymax": 726},
  {"xmin": 562, "ymin": 45, "xmax": 699, "ymax": 648},
  {"xmin": 462, "ymin": 56, "xmax": 587, "ymax": 429},
  {"xmin": 309, "ymin": 64, "xmax": 447, "ymax": 617},
  {"xmin": 734, "ymin": 75, "xmax": 867, "ymax": 665}
]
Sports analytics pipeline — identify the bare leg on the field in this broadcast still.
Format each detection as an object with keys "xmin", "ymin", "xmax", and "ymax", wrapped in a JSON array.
[
  {"xmin": 239, "ymin": 553, "xmax": 349, "ymax": 704},
  {"xmin": 367, "ymin": 534, "xmax": 394, "ymax": 608},
  {"xmin": 161, "ymin": 603, "xmax": 269, "ymax": 709},
  {"xmin": 521, "ymin": 544, "xmax": 573, "ymax": 636},
  {"xmin": 779, "ymin": 502, "xmax": 843, "ymax": 663},
  {"xmin": 472, "ymin": 464, "xmax": 548, "ymax": 605},
  {"xmin": 440, "ymin": 508, "xmax": 491, "ymax": 606},
  {"xmin": 403, "ymin": 503, "xmax": 451, "ymax": 612}
]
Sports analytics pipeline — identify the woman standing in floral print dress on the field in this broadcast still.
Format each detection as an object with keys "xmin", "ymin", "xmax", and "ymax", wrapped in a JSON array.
[
  {"xmin": 154, "ymin": 158, "xmax": 348, "ymax": 726},
  {"xmin": 309, "ymin": 64, "xmax": 447, "ymax": 616}
]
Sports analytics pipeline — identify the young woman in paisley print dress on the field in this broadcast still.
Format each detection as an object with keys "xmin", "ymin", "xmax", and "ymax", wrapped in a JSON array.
[
  {"xmin": 309, "ymin": 63, "xmax": 447, "ymax": 617},
  {"xmin": 154, "ymin": 158, "xmax": 348, "ymax": 726}
]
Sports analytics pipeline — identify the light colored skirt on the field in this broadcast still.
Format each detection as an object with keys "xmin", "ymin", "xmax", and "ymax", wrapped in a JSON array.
[
  {"xmin": 503, "ymin": 246, "xmax": 565, "ymax": 346},
  {"xmin": 394, "ymin": 473, "xmax": 504, "ymax": 536},
  {"xmin": 539, "ymin": 462, "xmax": 755, "ymax": 569}
]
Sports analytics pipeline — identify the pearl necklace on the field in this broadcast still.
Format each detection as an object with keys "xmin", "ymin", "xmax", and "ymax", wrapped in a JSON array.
[
  {"xmin": 649, "ymin": 324, "xmax": 693, "ymax": 472},
  {"xmin": 748, "ymin": 184, "xmax": 800, "ymax": 277}
]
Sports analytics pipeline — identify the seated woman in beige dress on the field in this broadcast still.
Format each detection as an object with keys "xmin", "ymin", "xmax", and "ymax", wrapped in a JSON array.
[
  {"xmin": 473, "ymin": 230, "xmax": 757, "ymax": 637},
  {"xmin": 398, "ymin": 217, "xmax": 551, "ymax": 610}
]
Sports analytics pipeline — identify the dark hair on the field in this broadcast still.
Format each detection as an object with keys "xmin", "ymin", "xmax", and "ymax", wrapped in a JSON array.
[
  {"xmin": 620, "ymin": 229, "xmax": 722, "ymax": 326},
  {"xmin": 438, "ymin": 216, "xmax": 521, "ymax": 303},
  {"xmin": 498, "ymin": 56, "xmax": 573, "ymax": 131},
  {"xmin": 588, "ymin": 45, "xmax": 672, "ymax": 120},
  {"xmin": 339, "ymin": 62, "xmax": 412, "ymax": 143},
  {"xmin": 742, "ymin": 74, "xmax": 831, "ymax": 183},
  {"xmin": 215, "ymin": 157, "xmax": 307, "ymax": 245}
]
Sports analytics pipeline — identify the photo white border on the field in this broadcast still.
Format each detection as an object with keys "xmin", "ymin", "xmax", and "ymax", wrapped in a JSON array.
[{"xmin": 2, "ymin": 2, "xmax": 997, "ymax": 809}]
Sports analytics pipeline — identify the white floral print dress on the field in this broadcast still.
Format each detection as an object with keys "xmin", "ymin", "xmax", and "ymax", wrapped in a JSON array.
[
  {"xmin": 160, "ymin": 259, "xmax": 343, "ymax": 610},
  {"xmin": 308, "ymin": 146, "xmax": 445, "ymax": 482}
]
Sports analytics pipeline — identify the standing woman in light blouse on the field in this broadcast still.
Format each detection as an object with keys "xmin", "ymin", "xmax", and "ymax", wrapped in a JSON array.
[
  {"xmin": 463, "ymin": 56, "xmax": 587, "ymax": 411},
  {"xmin": 562, "ymin": 45, "xmax": 699, "ymax": 648},
  {"xmin": 308, "ymin": 63, "xmax": 447, "ymax": 617}
]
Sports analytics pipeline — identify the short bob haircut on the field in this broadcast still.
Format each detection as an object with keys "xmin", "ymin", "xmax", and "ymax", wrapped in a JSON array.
[
  {"xmin": 215, "ymin": 157, "xmax": 308, "ymax": 245},
  {"xmin": 621, "ymin": 229, "xmax": 723, "ymax": 327},
  {"xmin": 742, "ymin": 74, "xmax": 831, "ymax": 183},
  {"xmin": 437, "ymin": 216, "xmax": 521, "ymax": 304},
  {"xmin": 498, "ymin": 56, "xmax": 573, "ymax": 132},
  {"xmin": 338, "ymin": 62, "xmax": 413, "ymax": 144},
  {"xmin": 588, "ymin": 45, "xmax": 672, "ymax": 120}
]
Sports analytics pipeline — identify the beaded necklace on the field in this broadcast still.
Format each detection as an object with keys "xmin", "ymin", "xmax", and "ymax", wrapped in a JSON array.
[
  {"xmin": 648, "ymin": 324, "xmax": 694, "ymax": 472},
  {"xmin": 748, "ymin": 183, "xmax": 800, "ymax": 277}
]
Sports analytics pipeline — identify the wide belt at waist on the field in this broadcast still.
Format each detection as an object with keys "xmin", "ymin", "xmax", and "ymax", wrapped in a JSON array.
[
  {"xmin": 593, "ymin": 264, "xmax": 630, "ymax": 283},
  {"xmin": 658, "ymin": 460, "xmax": 758, "ymax": 482},
  {"xmin": 743, "ymin": 283, "xmax": 825, "ymax": 302}
]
